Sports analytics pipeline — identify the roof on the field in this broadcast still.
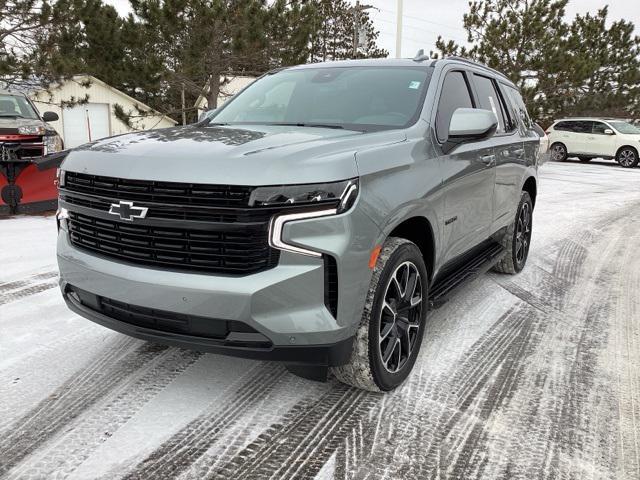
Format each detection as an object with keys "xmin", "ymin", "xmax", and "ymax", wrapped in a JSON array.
[
  {"xmin": 553, "ymin": 118, "xmax": 626, "ymax": 122},
  {"xmin": 283, "ymin": 55, "xmax": 515, "ymax": 86}
]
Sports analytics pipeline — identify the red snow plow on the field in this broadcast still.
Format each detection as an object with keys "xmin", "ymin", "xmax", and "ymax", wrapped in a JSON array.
[
  {"xmin": 0, "ymin": 90, "xmax": 67, "ymax": 216},
  {"xmin": 0, "ymin": 141, "xmax": 68, "ymax": 215}
]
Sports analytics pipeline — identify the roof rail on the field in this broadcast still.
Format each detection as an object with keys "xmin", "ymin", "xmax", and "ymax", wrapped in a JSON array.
[{"xmin": 444, "ymin": 56, "xmax": 510, "ymax": 80}]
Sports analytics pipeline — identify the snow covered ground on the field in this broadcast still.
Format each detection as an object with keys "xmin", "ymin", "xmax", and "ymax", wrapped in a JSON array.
[{"xmin": 1, "ymin": 160, "xmax": 639, "ymax": 479}]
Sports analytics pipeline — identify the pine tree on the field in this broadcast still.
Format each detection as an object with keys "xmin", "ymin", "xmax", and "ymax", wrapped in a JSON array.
[
  {"xmin": 308, "ymin": 0, "xmax": 387, "ymax": 62},
  {"xmin": 432, "ymin": 0, "xmax": 640, "ymax": 124},
  {"xmin": 0, "ymin": 0, "xmax": 51, "ymax": 89},
  {"xmin": 130, "ymin": 0, "xmax": 272, "ymax": 113}
]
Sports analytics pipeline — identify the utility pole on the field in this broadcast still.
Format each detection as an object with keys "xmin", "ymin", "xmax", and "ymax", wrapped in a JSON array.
[
  {"xmin": 396, "ymin": 0, "xmax": 403, "ymax": 58},
  {"xmin": 181, "ymin": 83, "xmax": 186, "ymax": 126},
  {"xmin": 352, "ymin": 1, "xmax": 376, "ymax": 58}
]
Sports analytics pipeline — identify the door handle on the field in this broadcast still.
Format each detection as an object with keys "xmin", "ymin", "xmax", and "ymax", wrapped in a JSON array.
[{"xmin": 480, "ymin": 154, "xmax": 495, "ymax": 165}]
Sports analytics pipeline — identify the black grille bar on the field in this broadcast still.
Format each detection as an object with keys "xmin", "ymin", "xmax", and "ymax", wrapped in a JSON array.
[
  {"xmin": 64, "ymin": 171, "xmax": 254, "ymax": 207},
  {"xmin": 67, "ymin": 211, "xmax": 279, "ymax": 275}
]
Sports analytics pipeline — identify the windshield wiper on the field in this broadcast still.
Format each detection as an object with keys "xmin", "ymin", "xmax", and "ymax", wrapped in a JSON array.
[
  {"xmin": 0, "ymin": 114, "xmax": 24, "ymax": 118},
  {"xmin": 271, "ymin": 122, "xmax": 346, "ymax": 130}
]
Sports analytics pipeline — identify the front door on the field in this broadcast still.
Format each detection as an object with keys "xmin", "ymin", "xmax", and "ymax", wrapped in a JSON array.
[
  {"xmin": 587, "ymin": 121, "xmax": 617, "ymax": 157},
  {"xmin": 434, "ymin": 69, "xmax": 495, "ymax": 264}
]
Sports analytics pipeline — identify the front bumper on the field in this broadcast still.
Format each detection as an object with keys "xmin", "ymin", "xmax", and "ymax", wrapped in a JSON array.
[
  {"xmin": 62, "ymin": 285, "xmax": 353, "ymax": 365},
  {"xmin": 57, "ymin": 201, "xmax": 380, "ymax": 364}
]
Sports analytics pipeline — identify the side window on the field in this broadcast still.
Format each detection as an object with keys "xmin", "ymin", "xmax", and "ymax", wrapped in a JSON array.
[
  {"xmin": 573, "ymin": 121, "xmax": 593, "ymax": 134},
  {"xmin": 592, "ymin": 122, "xmax": 609, "ymax": 134},
  {"xmin": 504, "ymin": 86, "xmax": 533, "ymax": 130},
  {"xmin": 435, "ymin": 71, "xmax": 474, "ymax": 143},
  {"xmin": 473, "ymin": 74, "xmax": 508, "ymax": 133},
  {"xmin": 554, "ymin": 121, "xmax": 571, "ymax": 131}
]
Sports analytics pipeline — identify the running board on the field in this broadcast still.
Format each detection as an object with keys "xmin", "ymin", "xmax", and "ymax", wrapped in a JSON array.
[{"xmin": 429, "ymin": 242, "xmax": 505, "ymax": 310}]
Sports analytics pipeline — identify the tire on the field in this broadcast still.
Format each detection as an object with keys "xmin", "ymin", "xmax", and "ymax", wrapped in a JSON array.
[
  {"xmin": 578, "ymin": 156, "xmax": 591, "ymax": 163},
  {"xmin": 493, "ymin": 191, "xmax": 533, "ymax": 275},
  {"xmin": 550, "ymin": 142, "xmax": 568, "ymax": 162},
  {"xmin": 616, "ymin": 147, "xmax": 639, "ymax": 168},
  {"xmin": 332, "ymin": 237, "xmax": 428, "ymax": 392}
]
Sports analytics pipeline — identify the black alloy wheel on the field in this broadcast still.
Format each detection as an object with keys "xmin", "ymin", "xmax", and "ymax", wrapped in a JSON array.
[
  {"xmin": 515, "ymin": 200, "xmax": 532, "ymax": 268},
  {"xmin": 378, "ymin": 261, "xmax": 423, "ymax": 373}
]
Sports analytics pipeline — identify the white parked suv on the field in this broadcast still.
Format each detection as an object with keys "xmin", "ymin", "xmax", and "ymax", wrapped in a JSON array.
[{"xmin": 547, "ymin": 118, "xmax": 640, "ymax": 168}]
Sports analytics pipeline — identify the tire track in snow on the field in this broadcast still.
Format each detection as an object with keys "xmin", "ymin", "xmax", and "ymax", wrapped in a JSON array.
[
  {"xmin": 0, "ymin": 271, "xmax": 57, "ymax": 293},
  {"xmin": 0, "ymin": 280, "xmax": 59, "ymax": 306},
  {"xmin": 614, "ymin": 225, "xmax": 640, "ymax": 479},
  {"xmin": 5, "ymin": 348, "xmax": 202, "ymax": 480},
  {"xmin": 0, "ymin": 271, "xmax": 59, "ymax": 307},
  {"xmin": 120, "ymin": 363, "xmax": 288, "ymax": 480},
  {"xmin": 210, "ymin": 383, "xmax": 380, "ymax": 480},
  {"xmin": 0, "ymin": 338, "xmax": 167, "ymax": 475}
]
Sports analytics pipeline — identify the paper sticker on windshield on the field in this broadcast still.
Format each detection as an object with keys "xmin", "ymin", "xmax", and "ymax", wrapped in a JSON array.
[{"xmin": 408, "ymin": 81, "xmax": 421, "ymax": 89}]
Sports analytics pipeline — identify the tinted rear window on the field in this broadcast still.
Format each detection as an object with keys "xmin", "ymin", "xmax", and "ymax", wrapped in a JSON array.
[{"xmin": 473, "ymin": 74, "xmax": 508, "ymax": 133}]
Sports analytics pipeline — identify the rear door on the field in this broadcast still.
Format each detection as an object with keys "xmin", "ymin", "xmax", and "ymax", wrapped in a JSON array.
[
  {"xmin": 470, "ymin": 73, "xmax": 523, "ymax": 231},
  {"xmin": 553, "ymin": 120, "xmax": 581, "ymax": 153},
  {"xmin": 499, "ymin": 84, "xmax": 538, "ymax": 225},
  {"xmin": 435, "ymin": 69, "xmax": 495, "ymax": 264},
  {"xmin": 568, "ymin": 120, "xmax": 593, "ymax": 154}
]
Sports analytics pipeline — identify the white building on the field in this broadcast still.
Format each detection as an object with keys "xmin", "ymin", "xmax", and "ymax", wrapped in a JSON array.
[
  {"xmin": 29, "ymin": 75, "xmax": 177, "ymax": 148},
  {"xmin": 194, "ymin": 76, "xmax": 255, "ymax": 116}
]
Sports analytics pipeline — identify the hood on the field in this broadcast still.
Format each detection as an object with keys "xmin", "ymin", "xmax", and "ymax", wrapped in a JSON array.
[
  {"xmin": 62, "ymin": 124, "xmax": 406, "ymax": 185},
  {"xmin": 0, "ymin": 117, "xmax": 52, "ymax": 135}
]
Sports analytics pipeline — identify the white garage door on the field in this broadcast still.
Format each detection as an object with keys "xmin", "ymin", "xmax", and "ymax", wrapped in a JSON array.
[{"xmin": 62, "ymin": 103, "xmax": 110, "ymax": 147}]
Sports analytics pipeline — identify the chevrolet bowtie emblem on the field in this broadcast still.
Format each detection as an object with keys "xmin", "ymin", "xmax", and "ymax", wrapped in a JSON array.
[{"xmin": 108, "ymin": 201, "xmax": 148, "ymax": 221}]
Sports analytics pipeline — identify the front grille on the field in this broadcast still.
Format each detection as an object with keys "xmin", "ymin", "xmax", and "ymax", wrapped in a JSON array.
[
  {"xmin": 64, "ymin": 171, "xmax": 254, "ymax": 207},
  {"xmin": 67, "ymin": 211, "xmax": 279, "ymax": 275},
  {"xmin": 60, "ymin": 172, "xmax": 288, "ymax": 275}
]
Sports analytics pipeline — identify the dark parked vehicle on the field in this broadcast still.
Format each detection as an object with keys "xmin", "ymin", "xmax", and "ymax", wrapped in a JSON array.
[
  {"xmin": 0, "ymin": 90, "xmax": 64, "ymax": 215},
  {"xmin": 57, "ymin": 56, "xmax": 539, "ymax": 391}
]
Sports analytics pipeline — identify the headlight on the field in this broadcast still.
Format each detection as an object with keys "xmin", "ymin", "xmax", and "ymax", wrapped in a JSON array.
[
  {"xmin": 18, "ymin": 125, "xmax": 47, "ymax": 135},
  {"xmin": 250, "ymin": 178, "xmax": 358, "ymax": 213},
  {"xmin": 44, "ymin": 134, "xmax": 63, "ymax": 154},
  {"xmin": 266, "ymin": 179, "xmax": 359, "ymax": 257}
]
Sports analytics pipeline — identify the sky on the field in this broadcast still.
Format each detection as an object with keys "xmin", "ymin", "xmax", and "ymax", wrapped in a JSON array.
[{"xmin": 104, "ymin": 0, "xmax": 640, "ymax": 58}]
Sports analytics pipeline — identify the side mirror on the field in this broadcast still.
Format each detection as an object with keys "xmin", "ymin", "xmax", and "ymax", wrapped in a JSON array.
[
  {"xmin": 443, "ymin": 108, "xmax": 498, "ymax": 154},
  {"xmin": 42, "ymin": 111, "xmax": 59, "ymax": 122},
  {"xmin": 604, "ymin": 128, "xmax": 614, "ymax": 135}
]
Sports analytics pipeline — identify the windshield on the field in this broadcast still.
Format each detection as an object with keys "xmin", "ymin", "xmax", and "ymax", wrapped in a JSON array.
[
  {"xmin": 0, "ymin": 94, "xmax": 39, "ymax": 119},
  {"xmin": 209, "ymin": 66, "xmax": 433, "ymax": 132},
  {"xmin": 608, "ymin": 121, "xmax": 640, "ymax": 135}
]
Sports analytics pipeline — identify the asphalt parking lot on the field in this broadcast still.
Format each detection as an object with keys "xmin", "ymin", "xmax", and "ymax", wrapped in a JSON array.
[{"xmin": 1, "ymin": 160, "xmax": 639, "ymax": 480}]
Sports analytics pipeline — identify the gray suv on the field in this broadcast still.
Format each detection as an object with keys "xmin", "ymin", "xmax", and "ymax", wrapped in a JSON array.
[{"xmin": 56, "ymin": 56, "xmax": 539, "ymax": 392}]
